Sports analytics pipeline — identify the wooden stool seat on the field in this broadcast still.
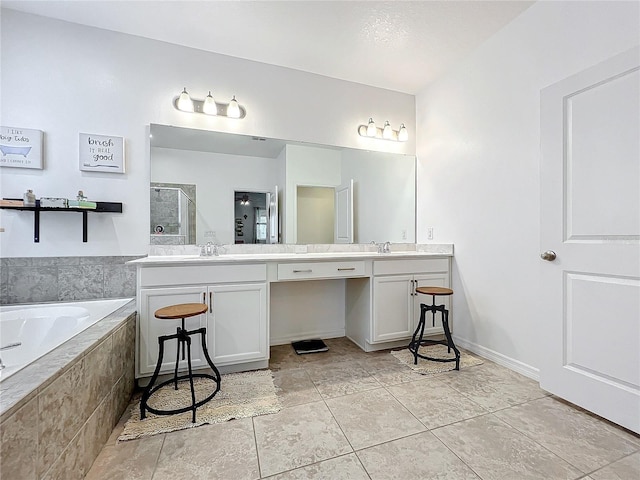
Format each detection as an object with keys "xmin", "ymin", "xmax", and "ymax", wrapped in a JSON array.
[
  {"xmin": 155, "ymin": 303, "xmax": 207, "ymax": 319},
  {"xmin": 415, "ymin": 286, "xmax": 453, "ymax": 296}
]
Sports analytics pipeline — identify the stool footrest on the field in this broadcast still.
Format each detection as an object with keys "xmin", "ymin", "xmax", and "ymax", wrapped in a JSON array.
[{"xmin": 142, "ymin": 373, "xmax": 221, "ymax": 417}]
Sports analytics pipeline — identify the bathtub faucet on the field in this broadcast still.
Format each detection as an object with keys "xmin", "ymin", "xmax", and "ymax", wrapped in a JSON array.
[{"xmin": 0, "ymin": 342, "xmax": 21, "ymax": 370}]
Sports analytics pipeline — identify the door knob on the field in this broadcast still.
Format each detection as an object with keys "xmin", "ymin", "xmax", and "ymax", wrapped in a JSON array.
[{"xmin": 540, "ymin": 250, "xmax": 557, "ymax": 261}]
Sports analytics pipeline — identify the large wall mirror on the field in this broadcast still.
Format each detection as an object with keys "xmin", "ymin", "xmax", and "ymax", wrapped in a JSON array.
[{"xmin": 150, "ymin": 124, "xmax": 416, "ymax": 246}]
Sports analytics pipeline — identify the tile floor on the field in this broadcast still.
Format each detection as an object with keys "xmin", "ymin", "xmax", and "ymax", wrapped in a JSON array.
[{"xmin": 86, "ymin": 337, "xmax": 640, "ymax": 479}]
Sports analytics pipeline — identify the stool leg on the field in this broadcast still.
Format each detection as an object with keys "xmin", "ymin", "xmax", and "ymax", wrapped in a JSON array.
[
  {"xmin": 441, "ymin": 308, "xmax": 460, "ymax": 370},
  {"xmin": 174, "ymin": 326, "xmax": 181, "ymax": 390},
  {"xmin": 415, "ymin": 305, "xmax": 428, "ymax": 365},
  {"xmin": 185, "ymin": 336, "xmax": 197, "ymax": 423},
  {"xmin": 141, "ymin": 336, "xmax": 167, "ymax": 420},
  {"xmin": 198, "ymin": 328, "xmax": 221, "ymax": 394}
]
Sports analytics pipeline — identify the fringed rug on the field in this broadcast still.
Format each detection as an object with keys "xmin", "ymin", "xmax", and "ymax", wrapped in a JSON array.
[
  {"xmin": 119, "ymin": 369, "xmax": 281, "ymax": 441},
  {"xmin": 391, "ymin": 344, "xmax": 483, "ymax": 375}
]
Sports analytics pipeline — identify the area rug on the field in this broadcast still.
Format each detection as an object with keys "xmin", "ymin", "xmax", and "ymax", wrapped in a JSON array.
[
  {"xmin": 118, "ymin": 369, "xmax": 281, "ymax": 441},
  {"xmin": 391, "ymin": 344, "xmax": 483, "ymax": 375}
]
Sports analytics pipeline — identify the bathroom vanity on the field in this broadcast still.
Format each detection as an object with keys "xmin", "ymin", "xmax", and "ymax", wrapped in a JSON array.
[{"xmin": 130, "ymin": 246, "xmax": 453, "ymax": 379}]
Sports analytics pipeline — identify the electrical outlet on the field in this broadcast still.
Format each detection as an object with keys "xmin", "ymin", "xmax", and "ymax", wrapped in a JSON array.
[
  {"xmin": 401, "ymin": 229, "xmax": 407, "ymax": 240},
  {"xmin": 426, "ymin": 227, "xmax": 434, "ymax": 240},
  {"xmin": 204, "ymin": 230, "xmax": 214, "ymax": 237}
]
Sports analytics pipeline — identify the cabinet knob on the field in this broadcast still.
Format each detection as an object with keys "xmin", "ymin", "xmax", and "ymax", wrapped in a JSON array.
[{"xmin": 540, "ymin": 250, "xmax": 557, "ymax": 261}]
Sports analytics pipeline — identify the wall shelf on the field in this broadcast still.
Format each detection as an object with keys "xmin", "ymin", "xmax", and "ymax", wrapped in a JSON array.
[{"xmin": 0, "ymin": 200, "xmax": 123, "ymax": 243}]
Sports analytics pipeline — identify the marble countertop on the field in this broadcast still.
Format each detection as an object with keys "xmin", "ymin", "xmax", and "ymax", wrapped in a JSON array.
[{"xmin": 129, "ymin": 244, "xmax": 454, "ymax": 266}]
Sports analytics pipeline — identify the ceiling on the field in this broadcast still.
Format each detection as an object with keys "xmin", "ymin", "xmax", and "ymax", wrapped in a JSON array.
[{"xmin": 3, "ymin": 1, "xmax": 533, "ymax": 94}]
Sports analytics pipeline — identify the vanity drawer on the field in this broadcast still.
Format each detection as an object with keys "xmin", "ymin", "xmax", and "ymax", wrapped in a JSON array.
[
  {"xmin": 373, "ymin": 258, "xmax": 449, "ymax": 276},
  {"xmin": 140, "ymin": 263, "xmax": 267, "ymax": 287},
  {"xmin": 277, "ymin": 261, "xmax": 366, "ymax": 281}
]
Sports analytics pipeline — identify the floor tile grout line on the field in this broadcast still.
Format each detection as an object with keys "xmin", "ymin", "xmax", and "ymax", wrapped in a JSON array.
[
  {"xmin": 494, "ymin": 409, "xmax": 634, "ymax": 476},
  {"xmin": 486, "ymin": 412, "xmax": 588, "ymax": 475},
  {"xmin": 582, "ymin": 450, "xmax": 640, "ymax": 478},
  {"xmin": 149, "ymin": 433, "xmax": 166, "ymax": 480},
  {"xmin": 428, "ymin": 427, "xmax": 485, "ymax": 480},
  {"xmin": 252, "ymin": 416, "xmax": 264, "ymax": 479}
]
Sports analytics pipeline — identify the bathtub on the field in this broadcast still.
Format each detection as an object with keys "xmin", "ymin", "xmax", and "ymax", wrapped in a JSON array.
[{"xmin": 0, "ymin": 298, "xmax": 132, "ymax": 382}]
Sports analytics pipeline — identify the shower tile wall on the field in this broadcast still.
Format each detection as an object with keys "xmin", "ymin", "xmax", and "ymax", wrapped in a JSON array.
[
  {"xmin": 0, "ymin": 256, "xmax": 143, "ymax": 305},
  {"xmin": 150, "ymin": 182, "xmax": 196, "ymax": 245}
]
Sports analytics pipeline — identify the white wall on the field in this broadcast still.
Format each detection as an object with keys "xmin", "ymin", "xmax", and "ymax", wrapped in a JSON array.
[
  {"xmin": 152, "ymin": 147, "xmax": 281, "ymax": 245},
  {"xmin": 416, "ymin": 1, "xmax": 640, "ymax": 374},
  {"xmin": 0, "ymin": 10, "xmax": 415, "ymax": 257}
]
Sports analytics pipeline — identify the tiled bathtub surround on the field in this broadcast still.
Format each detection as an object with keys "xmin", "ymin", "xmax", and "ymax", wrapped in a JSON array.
[
  {"xmin": 0, "ymin": 300, "xmax": 136, "ymax": 480},
  {"xmin": 0, "ymin": 255, "xmax": 143, "ymax": 305}
]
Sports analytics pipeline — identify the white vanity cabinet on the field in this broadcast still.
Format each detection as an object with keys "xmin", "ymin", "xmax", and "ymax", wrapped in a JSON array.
[
  {"xmin": 136, "ymin": 263, "xmax": 268, "ymax": 378},
  {"xmin": 371, "ymin": 258, "xmax": 451, "ymax": 344}
]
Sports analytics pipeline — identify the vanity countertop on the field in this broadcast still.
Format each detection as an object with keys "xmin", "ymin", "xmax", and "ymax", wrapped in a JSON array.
[{"xmin": 129, "ymin": 245, "xmax": 453, "ymax": 266}]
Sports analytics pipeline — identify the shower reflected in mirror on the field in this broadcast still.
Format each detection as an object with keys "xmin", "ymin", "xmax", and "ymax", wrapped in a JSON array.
[{"xmin": 150, "ymin": 183, "xmax": 196, "ymax": 245}]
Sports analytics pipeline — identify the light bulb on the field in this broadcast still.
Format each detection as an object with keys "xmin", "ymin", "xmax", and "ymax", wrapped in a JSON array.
[
  {"xmin": 203, "ymin": 91, "xmax": 217, "ymax": 115},
  {"xmin": 366, "ymin": 118, "xmax": 377, "ymax": 137},
  {"xmin": 382, "ymin": 121, "xmax": 393, "ymax": 139},
  {"xmin": 176, "ymin": 87, "xmax": 194, "ymax": 112},
  {"xmin": 227, "ymin": 96, "xmax": 240, "ymax": 118},
  {"xmin": 397, "ymin": 123, "xmax": 408, "ymax": 142}
]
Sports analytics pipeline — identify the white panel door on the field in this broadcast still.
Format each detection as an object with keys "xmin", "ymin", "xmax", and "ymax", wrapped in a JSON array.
[
  {"xmin": 334, "ymin": 179, "xmax": 354, "ymax": 243},
  {"xmin": 540, "ymin": 47, "xmax": 640, "ymax": 433},
  {"xmin": 208, "ymin": 283, "xmax": 268, "ymax": 365},
  {"xmin": 372, "ymin": 275, "xmax": 413, "ymax": 342}
]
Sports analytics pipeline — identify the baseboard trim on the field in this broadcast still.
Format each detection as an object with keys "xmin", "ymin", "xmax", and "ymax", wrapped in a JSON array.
[
  {"xmin": 270, "ymin": 329, "xmax": 345, "ymax": 346},
  {"xmin": 452, "ymin": 336, "xmax": 540, "ymax": 381}
]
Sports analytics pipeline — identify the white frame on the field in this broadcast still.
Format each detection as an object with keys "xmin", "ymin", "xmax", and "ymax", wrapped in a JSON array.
[
  {"xmin": 79, "ymin": 132, "xmax": 125, "ymax": 173},
  {"xmin": 0, "ymin": 126, "xmax": 43, "ymax": 169}
]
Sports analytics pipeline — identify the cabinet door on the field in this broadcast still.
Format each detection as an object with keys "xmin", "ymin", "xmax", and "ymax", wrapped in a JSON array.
[
  {"xmin": 208, "ymin": 283, "xmax": 268, "ymax": 365},
  {"xmin": 138, "ymin": 286, "xmax": 207, "ymax": 377},
  {"xmin": 413, "ymin": 273, "xmax": 451, "ymax": 336},
  {"xmin": 372, "ymin": 275, "xmax": 413, "ymax": 342}
]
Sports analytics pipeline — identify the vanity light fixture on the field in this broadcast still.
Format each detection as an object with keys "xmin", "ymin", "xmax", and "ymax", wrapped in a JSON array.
[
  {"xmin": 203, "ymin": 91, "xmax": 217, "ymax": 115},
  {"xmin": 177, "ymin": 87, "xmax": 194, "ymax": 112},
  {"xmin": 227, "ymin": 95, "xmax": 241, "ymax": 119},
  {"xmin": 174, "ymin": 88, "xmax": 246, "ymax": 118},
  {"xmin": 358, "ymin": 119, "xmax": 408, "ymax": 142},
  {"xmin": 397, "ymin": 123, "xmax": 408, "ymax": 142},
  {"xmin": 382, "ymin": 121, "xmax": 393, "ymax": 139},
  {"xmin": 366, "ymin": 118, "xmax": 377, "ymax": 137}
]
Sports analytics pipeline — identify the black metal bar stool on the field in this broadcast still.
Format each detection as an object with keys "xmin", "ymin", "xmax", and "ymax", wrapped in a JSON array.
[
  {"xmin": 408, "ymin": 286, "xmax": 460, "ymax": 370},
  {"xmin": 140, "ymin": 303, "xmax": 221, "ymax": 423}
]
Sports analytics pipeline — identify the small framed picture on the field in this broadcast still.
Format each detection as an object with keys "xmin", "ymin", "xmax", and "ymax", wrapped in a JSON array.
[
  {"xmin": 0, "ymin": 126, "xmax": 44, "ymax": 169},
  {"xmin": 79, "ymin": 133, "xmax": 125, "ymax": 173}
]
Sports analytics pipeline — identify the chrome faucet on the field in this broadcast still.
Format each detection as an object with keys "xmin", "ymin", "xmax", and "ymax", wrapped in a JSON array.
[
  {"xmin": 201, "ymin": 242, "xmax": 219, "ymax": 257},
  {"xmin": 383, "ymin": 241, "xmax": 391, "ymax": 253}
]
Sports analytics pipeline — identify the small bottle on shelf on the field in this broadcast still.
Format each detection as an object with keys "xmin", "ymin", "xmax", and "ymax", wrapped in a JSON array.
[{"xmin": 23, "ymin": 189, "xmax": 36, "ymax": 207}]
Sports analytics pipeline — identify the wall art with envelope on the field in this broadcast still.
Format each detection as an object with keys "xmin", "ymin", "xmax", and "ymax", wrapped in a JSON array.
[
  {"xmin": 0, "ymin": 126, "xmax": 44, "ymax": 169},
  {"xmin": 79, "ymin": 132, "xmax": 125, "ymax": 173}
]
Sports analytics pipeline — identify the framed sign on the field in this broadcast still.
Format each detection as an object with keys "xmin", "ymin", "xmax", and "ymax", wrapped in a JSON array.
[
  {"xmin": 0, "ymin": 126, "xmax": 43, "ymax": 169},
  {"xmin": 79, "ymin": 133, "xmax": 125, "ymax": 173}
]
